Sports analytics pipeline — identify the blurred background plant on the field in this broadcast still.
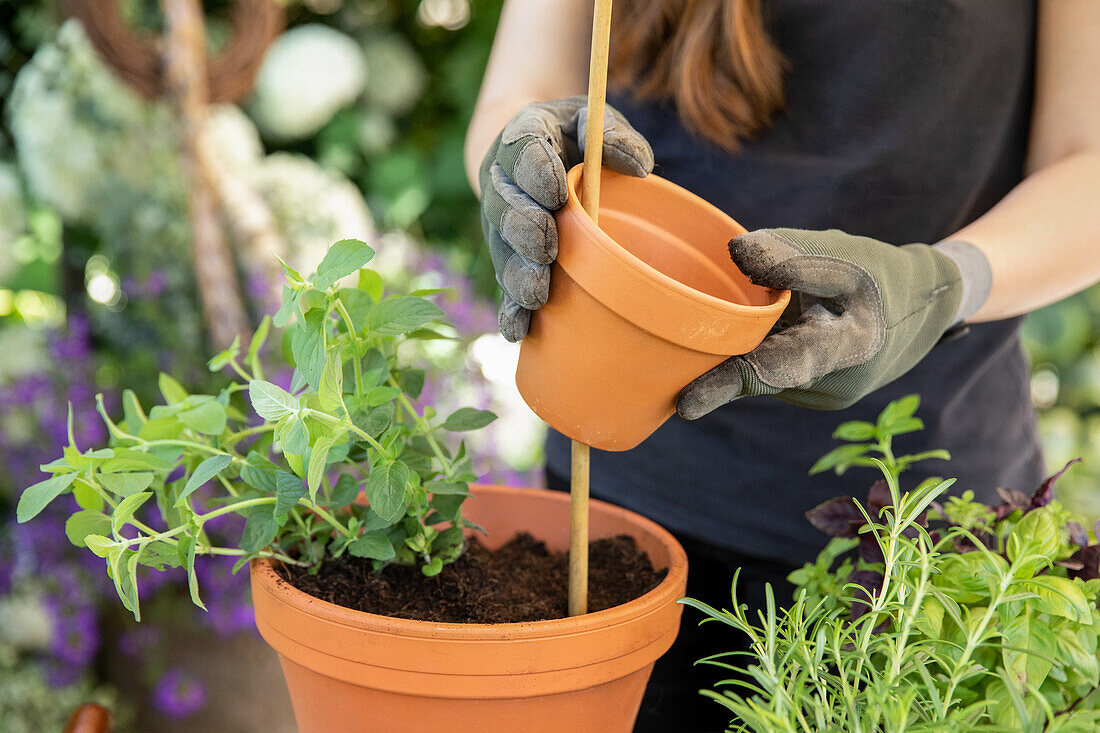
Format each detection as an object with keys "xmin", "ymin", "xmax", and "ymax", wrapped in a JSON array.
[{"xmin": 0, "ymin": 0, "xmax": 544, "ymax": 728}]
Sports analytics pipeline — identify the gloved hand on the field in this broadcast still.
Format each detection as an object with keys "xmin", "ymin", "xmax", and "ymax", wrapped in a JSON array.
[
  {"xmin": 677, "ymin": 229, "xmax": 993, "ymax": 416},
  {"xmin": 479, "ymin": 96, "xmax": 654, "ymax": 341}
]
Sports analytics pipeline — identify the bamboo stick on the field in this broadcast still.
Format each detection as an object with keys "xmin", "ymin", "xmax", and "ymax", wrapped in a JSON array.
[{"xmin": 569, "ymin": 0, "xmax": 613, "ymax": 619}]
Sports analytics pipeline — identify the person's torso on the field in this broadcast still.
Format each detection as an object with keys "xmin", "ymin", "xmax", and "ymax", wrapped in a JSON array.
[{"xmin": 546, "ymin": 0, "xmax": 1044, "ymax": 564}]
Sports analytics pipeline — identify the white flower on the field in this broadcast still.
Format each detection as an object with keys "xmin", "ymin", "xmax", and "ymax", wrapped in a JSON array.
[
  {"xmin": 250, "ymin": 153, "xmax": 376, "ymax": 275},
  {"xmin": 362, "ymin": 33, "xmax": 426, "ymax": 116},
  {"xmin": 248, "ymin": 24, "xmax": 367, "ymax": 142}
]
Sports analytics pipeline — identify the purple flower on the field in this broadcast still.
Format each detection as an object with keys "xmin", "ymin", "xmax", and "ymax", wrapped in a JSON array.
[
  {"xmin": 153, "ymin": 668, "xmax": 207, "ymax": 719},
  {"xmin": 48, "ymin": 602, "xmax": 99, "ymax": 667}
]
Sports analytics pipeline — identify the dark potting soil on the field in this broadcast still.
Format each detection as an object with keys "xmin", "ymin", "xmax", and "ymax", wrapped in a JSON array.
[{"xmin": 280, "ymin": 533, "xmax": 668, "ymax": 623}]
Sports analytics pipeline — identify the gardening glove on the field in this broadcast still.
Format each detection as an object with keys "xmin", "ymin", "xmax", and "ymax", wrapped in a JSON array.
[
  {"xmin": 676, "ymin": 229, "xmax": 993, "ymax": 416},
  {"xmin": 478, "ymin": 96, "xmax": 654, "ymax": 341}
]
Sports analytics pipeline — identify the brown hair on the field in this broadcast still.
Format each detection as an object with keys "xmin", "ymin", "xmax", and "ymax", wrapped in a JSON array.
[{"xmin": 609, "ymin": 0, "xmax": 786, "ymax": 151}]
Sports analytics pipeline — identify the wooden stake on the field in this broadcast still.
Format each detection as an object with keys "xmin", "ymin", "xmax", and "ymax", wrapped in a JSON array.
[{"xmin": 568, "ymin": 0, "xmax": 613, "ymax": 619}]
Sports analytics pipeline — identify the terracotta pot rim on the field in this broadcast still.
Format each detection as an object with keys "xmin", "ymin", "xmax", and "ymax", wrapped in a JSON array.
[
  {"xmin": 562, "ymin": 164, "xmax": 790, "ymax": 320},
  {"xmin": 251, "ymin": 485, "xmax": 688, "ymax": 640}
]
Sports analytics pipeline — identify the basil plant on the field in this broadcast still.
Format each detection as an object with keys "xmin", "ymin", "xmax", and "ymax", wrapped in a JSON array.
[{"xmin": 17, "ymin": 240, "xmax": 496, "ymax": 621}]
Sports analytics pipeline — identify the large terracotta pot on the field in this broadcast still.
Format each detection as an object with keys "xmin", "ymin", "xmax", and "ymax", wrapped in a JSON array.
[
  {"xmin": 250, "ymin": 485, "xmax": 689, "ymax": 733},
  {"xmin": 517, "ymin": 164, "xmax": 790, "ymax": 451}
]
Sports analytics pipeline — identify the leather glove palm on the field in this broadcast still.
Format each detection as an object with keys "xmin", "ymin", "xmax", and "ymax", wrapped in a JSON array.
[
  {"xmin": 478, "ymin": 96, "xmax": 653, "ymax": 341},
  {"xmin": 677, "ymin": 229, "xmax": 992, "ymax": 416}
]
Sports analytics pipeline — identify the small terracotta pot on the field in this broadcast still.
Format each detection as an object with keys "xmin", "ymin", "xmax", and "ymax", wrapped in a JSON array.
[
  {"xmin": 517, "ymin": 165, "xmax": 790, "ymax": 451},
  {"xmin": 250, "ymin": 485, "xmax": 688, "ymax": 733}
]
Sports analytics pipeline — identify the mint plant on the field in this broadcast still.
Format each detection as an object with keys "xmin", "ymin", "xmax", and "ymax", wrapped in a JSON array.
[
  {"xmin": 684, "ymin": 395, "xmax": 1100, "ymax": 732},
  {"xmin": 16, "ymin": 240, "xmax": 496, "ymax": 621}
]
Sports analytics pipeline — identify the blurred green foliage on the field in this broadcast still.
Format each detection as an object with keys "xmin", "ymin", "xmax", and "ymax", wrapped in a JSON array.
[{"xmin": 1021, "ymin": 286, "xmax": 1100, "ymax": 521}]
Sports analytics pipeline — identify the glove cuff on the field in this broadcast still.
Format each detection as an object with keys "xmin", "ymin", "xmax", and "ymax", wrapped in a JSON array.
[{"xmin": 932, "ymin": 240, "xmax": 992, "ymax": 325}]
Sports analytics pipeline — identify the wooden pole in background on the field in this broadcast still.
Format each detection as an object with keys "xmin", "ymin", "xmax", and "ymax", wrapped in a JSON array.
[{"xmin": 569, "ymin": 0, "xmax": 613, "ymax": 619}]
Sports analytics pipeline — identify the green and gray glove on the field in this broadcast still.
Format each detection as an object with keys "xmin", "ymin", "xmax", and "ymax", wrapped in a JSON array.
[
  {"xmin": 677, "ymin": 229, "xmax": 993, "ymax": 416},
  {"xmin": 478, "ymin": 96, "xmax": 654, "ymax": 341}
]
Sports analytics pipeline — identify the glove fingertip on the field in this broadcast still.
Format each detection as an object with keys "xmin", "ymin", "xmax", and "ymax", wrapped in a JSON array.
[
  {"xmin": 676, "ymin": 362, "xmax": 746, "ymax": 420},
  {"xmin": 510, "ymin": 138, "xmax": 569, "ymax": 210}
]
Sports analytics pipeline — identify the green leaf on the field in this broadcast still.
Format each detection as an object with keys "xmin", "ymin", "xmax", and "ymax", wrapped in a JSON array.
[
  {"xmin": 357, "ymin": 268, "xmax": 384, "ymax": 302},
  {"xmin": 183, "ymin": 533, "xmax": 207, "ymax": 611},
  {"xmin": 273, "ymin": 285, "xmax": 300, "ymax": 328},
  {"xmin": 441, "ymin": 407, "xmax": 497, "ymax": 432},
  {"xmin": 396, "ymin": 368, "xmax": 426, "ymax": 399},
  {"xmin": 100, "ymin": 449, "xmax": 174, "ymax": 473},
  {"xmin": 366, "ymin": 460, "xmax": 410, "ymax": 523},
  {"xmin": 240, "ymin": 452, "xmax": 279, "ymax": 494},
  {"xmin": 877, "ymin": 394, "xmax": 920, "ymax": 433},
  {"xmin": 274, "ymin": 471, "xmax": 307, "ymax": 519},
  {"xmin": 1002, "ymin": 611, "xmax": 1055, "ymax": 691},
  {"xmin": 1007, "ymin": 507, "xmax": 1061, "ymax": 572},
  {"xmin": 429, "ymin": 493, "xmax": 465, "ymax": 523},
  {"xmin": 282, "ymin": 416, "xmax": 309, "ymax": 454},
  {"xmin": 84, "ymin": 534, "xmax": 116, "ymax": 558},
  {"xmin": 158, "ymin": 372, "xmax": 189, "ymax": 404},
  {"xmin": 240, "ymin": 506, "xmax": 278, "ymax": 553},
  {"xmin": 177, "ymin": 455, "xmax": 233, "ymax": 507},
  {"xmin": 1019, "ymin": 576, "xmax": 1093, "ymax": 622},
  {"xmin": 249, "ymin": 380, "xmax": 299, "ymax": 421},
  {"xmin": 248, "ymin": 315, "xmax": 271, "ymax": 370},
  {"xmin": 832, "ymin": 421, "xmax": 876, "ymax": 442},
  {"xmin": 348, "ymin": 531, "xmax": 396, "ymax": 560},
  {"xmin": 121, "ymin": 389, "xmax": 146, "ymax": 430},
  {"xmin": 274, "ymin": 254, "xmax": 306, "ymax": 286},
  {"xmin": 100, "ymin": 471, "xmax": 155, "ymax": 498},
  {"xmin": 315, "ymin": 239, "xmax": 376, "ymax": 289},
  {"xmin": 364, "ymin": 386, "xmax": 402, "ymax": 406},
  {"xmin": 425, "ymin": 480, "xmax": 470, "ymax": 496},
  {"xmin": 207, "ymin": 334, "xmax": 241, "ymax": 372},
  {"xmin": 65, "ymin": 510, "xmax": 111, "ymax": 548},
  {"xmin": 17, "ymin": 473, "xmax": 78, "ymax": 522},
  {"xmin": 291, "ymin": 309, "xmax": 327, "ymax": 391},
  {"xmin": 140, "ymin": 542, "xmax": 183, "ymax": 570},
  {"xmin": 112, "ymin": 492, "xmax": 153, "ymax": 533},
  {"xmin": 367, "ymin": 296, "xmax": 445, "ymax": 337},
  {"xmin": 306, "ymin": 435, "xmax": 337, "ymax": 502},
  {"xmin": 421, "ymin": 557, "xmax": 444, "ymax": 577},
  {"xmin": 330, "ymin": 473, "xmax": 361, "ymax": 508},
  {"xmin": 809, "ymin": 443, "xmax": 871, "ymax": 476},
  {"xmin": 318, "ymin": 349, "xmax": 346, "ymax": 414},
  {"xmin": 179, "ymin": 399, "xmax": 227, "ymax": 435}
]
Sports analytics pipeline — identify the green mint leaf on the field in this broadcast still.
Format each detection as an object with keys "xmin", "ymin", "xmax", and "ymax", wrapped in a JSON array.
[
  {"xmin": 121, "ymin": 389, "xmax": 147, "ymax": 431},
  {"xmin": 138, "ymin": 542, "xmax": 183, "ymax": 570},
  {"xmin": 441, "ymin": 407, "xmax": 497, "ymax": 432},
  {"xmin": 421, "ymin": 557, "xmax": 444, "ymax": 577},
  {"xmin": 207, "ymin": 334, "xmax": 241, "ymax": 372},
  {"xmin": 177, "ymin": 455, "xmax": 233, "ymax": 508},
  {"xmin": 112, "ymin": 491, "xmax": 153, "ymax": 533},
  {"xmin": 282, "ymin": 416, "xmax": 309, "ymax": 455},
  {"xmin": 809, "ymin": 443, "xmax": 871, "ymax": 476},
  {"xmin": 291, "ymin": 309, "xmax": 327, "ymax": 391},
  {"xmin": 249, "ymin": 380, "xmax": 299, "ymax": 421},
  {"xmin": 318, "ymin": 349, "xmax": 345, "ymax": 414},
  {"xmin": 424, "ymin": 480, "xmax": 470, "ymax": 496},
  {"xmin": 17, "ymin": 472, "xmax": 78, "ymax": 523},
  {"xmin": 274, "ymin": 254, "xmax": 306, "ymax": 286},
  {"xmin": 366, "ymin": 460, "xmax": 410, "ymax": 523},
  {"xmin": 315, "ymin": 239, "xmax": 376, "ymax": 290},
  {"xmin": 65, "ymin": 510, "xmax": 111, "ymax": 548},
  {"xmin": 330, "ymin": 473, "xmax": 361, "ymax": 508},
  {"xmin": 183, "ymin": 533, "xmax": 207, "ymax": 611},
  {"xmin": 240, "ymin": 506, "xmax": 278, "ymax": 553},
  {"xmin": 307, "ymin": 435, "xmax": 337, "ymax": 502},
  {"xmin": 396, "ymin": 368, "xmax": 425, "ymax": 399},
  {"xmin": 832, "ymin": 421, "xmax": 876, "ymax": 442},
  {"xmin": 357, "ymin": 268, "xmax": 384, "ymax": 302},
  {"xmin": 348, "ymin": 531, "xmax": 396, "ymax": 561},
  {"xmin": 179, "ymin": 399, "xmax": 228, "ymax": 436},
  {"xmin": 100, "ymin": 471, "xmax": 155, "ymax": 498},
  {"xmin": 274, "ymin": 470, "xmax": 307, "ymax": 519},
  {"xmin": 241, "ymin": 452, "xmax": 279, "ymax": 493},
  {"xmin": 248, "ymin": 315, "xmax": 271, "ymax": 368},
  {"xmin": 84, "ymin": 534, "xmax": 116, "ymax": 558},
  {"xmin": 158, "ymin": 372, "xmax": 189, "ymax": 404},
  {"xmin": 877, "ymin": 394, "xmax": 920, "ymax": 434},
  {"xmin": 364, "ymin": 386, "xmax": 402, "ymax": 406},
  {"xmin": 273, "ymin": 285, "xmax": 300, "ymax": 328},
  {"xmin": 367, "ymin": 296, "xmax": 445, "ymax": 337}
]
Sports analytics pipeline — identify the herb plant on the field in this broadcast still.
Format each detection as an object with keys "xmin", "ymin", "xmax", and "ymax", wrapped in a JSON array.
[
  {"xmin": 684, "ymin": 395, "xmax": 1100, "ymax": 732},
  {"xmin": 16, "ymin": 240, "xmax": 496, "ymax": 621}
]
